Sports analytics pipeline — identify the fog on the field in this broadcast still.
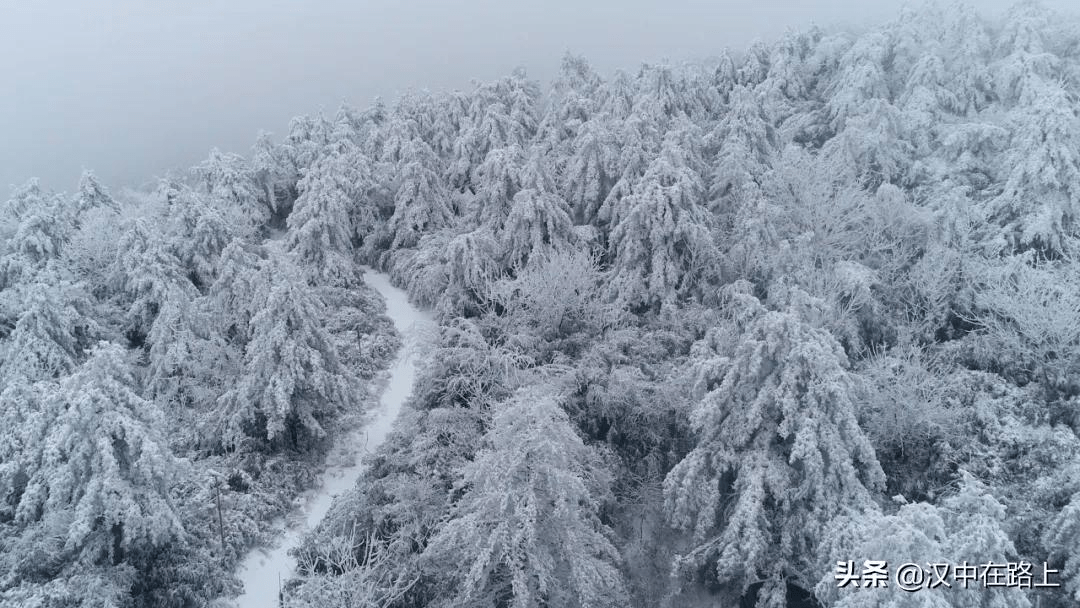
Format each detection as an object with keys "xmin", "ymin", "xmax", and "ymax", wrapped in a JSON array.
[{"xmin": 0, "ymin": 0, "xmax": 1068, "ymax": 193}]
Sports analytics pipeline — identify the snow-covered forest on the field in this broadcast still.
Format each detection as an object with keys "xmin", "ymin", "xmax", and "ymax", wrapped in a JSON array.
[{"xmin": 3, "ymin": 2, "xmax": 1080, "ymax": 607}]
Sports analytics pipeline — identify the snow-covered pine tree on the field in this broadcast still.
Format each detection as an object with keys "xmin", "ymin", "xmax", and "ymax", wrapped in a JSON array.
[
  {"xmin": 822, "ymin": 92, "xmax": 914, "ymax": 190},
  {"xmin": 485, "ymin": 68, "xmax": 541, "ymax": 150},
  {"xmin": 604, "ymin": 125, "xmax": 713, "ymax": 311},
  {"xmin": 738, "ymin": 41, "xmax": 772, "ymax": 88},
  {"xmin": 6, "ymin": 342, "xmax": 184, "ymax": 568},
  {"xmin": 109, "ymin": 219, "xmax": 198, "ymax": 348},
  {"xmin": 193, "ymin": 148, "xmax": 266, "ymax": 232},
  {"xmin": 471, "ymin": 145, "xmax": 525, "ymax": 233},
  {"xmin": 163, "ymin": 186, "xmax": 234, "ymax": 291},
  {"xmin": 73, "ymin": 170, "xmax": 120, "ymax": 215},
  {"xmin": 145, "ymin": 284, "xmax": 234, "ymax": 413},
  {"xmin": 501, "ymin": 151, "xmax": 578, "ymax": 270},
  {"xmin": 450, "ymin": 72, "xmax": 540, "ymax": 193},
  {"xmin": 385, "ymin": 138, "xmax": 455, "ymax": 250},
  {"xmin": 710, "ymin": 48, "xmax": 738, "ymax": 104},
  {"xmin": 281, "ymin": 112, "xmax": 334, "ymax": 178},
  {"xmin": 0, "ymin": 180, "xmax": 77, "ymax": 288},
  {"xmin": 1048, "ymin": 491, "xmax": 1080, "ymax": 603},
  {"xmin": 385, "ymin": 230, "xmax": 455, "ymax": 310},
  {"xmin": 206, "ymin": 238, "xmax": 267, "ymax": 347},
  {"xmin": 537, "ymin": 54, "xmax": 606, "ymax": 153},
  {"xmin": 215, "ymin": 253, "xmax": 359, "ymax": 450},
  {"xmin": 706, "ymin": 85, "xmax": 782, "ymax": 283},
  {"xmin": 598, "ymin": 69, "xmax": 635, "ymax": 121},
  {"xmin": 707, "ymin": 84, "xmax": 776, "ymax": 213},
  {"xmin": 0, "ymin": 269, "xmax": 96, "ymax": 385},
  {"xmin": 250, "ymin": 130, "xmax": 295, "ymax": 227},
  {"xmin": 328, "ymin": 102, "xmax": 364, "ymax": 151},
  {"xmin": 392, "ymin": 92, "xmax": 442, "ymax": 152},
  {"xmin": 941, "ymin": 4, "xmax": 995, "ymax": 116},
  {"xmin": 597, "ymin": 112, "xmax": 659, "ymax": 232},
  {"xmin": 381, "ymin": 113, "xmax": 424, "ymax": 167},
  {"xmin": 429, "ymin": 90, "xmax": 469, "ymax": 160},
  {"xmin": 664, "ymin": 281, "xmax": 885, "ymax": 607},
  {"xmin": 900, "ymin": 50, "xmax": 959, "ymax": 160},
  {"xmin": 439, "ymin": 228, "xmax": 501, "ymax": 317},
  {"xmin": 8, "ymin": 197, "xmax": 77, "ymax": 267},
  {"xmin": 286, "ymin": 143, "xmax": 374, "ymax": 286},
  {"xmin": 824, "ymin": 30, "xmax": 891, "ymax": 135},
  {"xmin": 757, "ymin": 29, "xmax": 820, "ymax": 129},
  {"xmin": 977, "ymin": 3, "xmax": 1080, "ymax": 256},
  {"xmin": 987, "ymin": 80, "xmax": 1080, "ymax": 256},
  {"xmin": 562, "ymin": 117, "xmax": 620, "ymax": 227},
  {"xmin": 632, "ymin": 62, "xmax": 715, "ymax": 124},
  {"xmin": 902, "ymin": 14, "xmax": 997, "ymax": 203},
  {"xmin": 422, "ymin": 387, "xmax": 628, "ymax": 608},
  {"xmin": 2, "ymin": 178, "xmax": 54, "ymax": 224}
]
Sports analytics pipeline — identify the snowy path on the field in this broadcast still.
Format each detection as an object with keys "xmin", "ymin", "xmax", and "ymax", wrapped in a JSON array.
[{"xmin": 232, "ymin": 268, "xmax": 434, "ymax": 608}]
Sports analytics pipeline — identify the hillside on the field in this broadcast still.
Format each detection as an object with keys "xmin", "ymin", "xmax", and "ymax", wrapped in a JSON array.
[{"xmin": 2, "ymin": 2, "xmax": 1080, "ymax": 607}]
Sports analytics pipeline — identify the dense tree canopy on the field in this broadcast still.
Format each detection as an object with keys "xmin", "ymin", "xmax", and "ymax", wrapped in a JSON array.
[{"xmin": 5, "ymin": 3, "xmax": 1080, "ymax": 607}]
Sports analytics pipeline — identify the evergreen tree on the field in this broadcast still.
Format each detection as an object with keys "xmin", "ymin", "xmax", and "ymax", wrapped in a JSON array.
[
  {"xmin": 472, "ymin": 145, "xmax": 525, "ymax": 232},
  {"xmin": 0, "ymin": 180, "xmax": 76, "ymax": 288},
  {"xmin": 144, "ymin": 285, "xmax": 234, "ymax": 412},
  {"xmin": 941, "ymin": 4, "xmax": 995, "ymax": 116},
  {"xmin": 899, "ymin": 51, "xmax": 960, "ymax": 156},
  {"xmin": 1048, "ymin": 491, "xmax": 1080, "ymax": 603},
  {"xmin": 632, "ymin": 63, "xmax": 716, "ymax": 124},
  {"xmin": 215, "ymin": 254, "xmax": 359, "ymax": 450},
  {"xmin": 5, "ymin": 342, "xmax": 184, "ymax": 568},
  {"xmin": 664, "ymin": 282, "xmax": 885, "ymax": 606},
  {"xmin": 825, "ymin": 31, "xmax": 891, "ymax": 134},
  {"xmin": 109, "ymin": 219, "xmax": 197, "ymax": 346},
  {"xmin": 281, "ymin": 113, "xmax": 335, "ymax": 178},
  {"xmin": 604, "ymin": 127, "xmax": 713, "ymax": 311},
  {"xmin": 164, "ymin": 186, "xmax": 234, "ymax": 291},
  {"xmin": 380, "ymin": 115, "xmax": 423, "ymax": 166},
  {"xmin": 250, "ymin": 130, "xmax": 294, "ymax": 225},
  {"xmin": 286, "ymin": 145, "xmax": 372, "ymax": 285},
  {"xmin": 501, "ymin": 152, "xmax": 577, "ymax": 269},
  {"xmin": 987, "ymin": 82, "xmax": 1080, "ymax": 256},
  {"xmin": 561, "ymin": 118, "xmax": 619, "ymax": 226},
  {"xmin": 206, "ymin": 238, "xmax": 267, "ymax": 347},
  {"xmin": 3, "ymin": 178, "xmax": 53, "ymax": 223},
  {"xmin": 432, "ymin": 91, "xmax": 470, "ymax": 160},
  {"xmin": 451, "ymin": 71, "xmax": 540, "ymax": 192},
  {"xmin": 0, "ymin": 270, "xmax": 96, "ymax": 384},
  {"xmin": 597, "ymin": 114, "xmax": 658, "ymax": 236},
  {"xmin": 537, "ymin": 54, "xmax": 606, "ymax": 152},
  {"xmin": 738, "ymin": 41, "xmax": 772, "ymax": 87},
  {"xmin": 422, "ymin": 388, "xmax": 628, "ymax": 608},
  {"xmin": 73, "ymin": 171, "xmax": 119, "ymax": 215},
  {"xmin": 707, "ymin": 85, "xmax": 776, "ymax": 213},
  {"xmin": 193, "ymin": 148, "xmax": 264, "ymax": 228},
  {"xmin": 758, "ymin": 30, "xmax": 820, "ymax": 128},
  {"xmin": 440, "ymin": 228, "xmax": 501, "ymax": 317},
  {"xmin": 385, "ymin": 139, "xmax": 455, "ymax": 250}
]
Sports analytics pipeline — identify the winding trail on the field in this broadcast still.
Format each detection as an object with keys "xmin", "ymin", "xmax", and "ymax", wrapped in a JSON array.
[{"xmin": 232, "ymin": 268, "xmax": 434, "ymax": 608}]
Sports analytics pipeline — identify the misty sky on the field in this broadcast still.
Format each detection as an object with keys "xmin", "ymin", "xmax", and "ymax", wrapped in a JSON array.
[{"xmin": 0, "ymin": 1, "xmax": 1070, "ymax": 194}]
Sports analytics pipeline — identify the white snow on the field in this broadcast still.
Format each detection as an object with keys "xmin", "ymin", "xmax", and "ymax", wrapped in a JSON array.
[{"xmin": 232, "ymin": 267, "xmax": 434, "ymax": 608}]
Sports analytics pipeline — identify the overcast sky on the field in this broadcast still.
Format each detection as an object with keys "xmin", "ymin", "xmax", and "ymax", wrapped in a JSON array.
[{"xmin": 0, "ymin": 1, "xmax": 1069, "ymax": 193}]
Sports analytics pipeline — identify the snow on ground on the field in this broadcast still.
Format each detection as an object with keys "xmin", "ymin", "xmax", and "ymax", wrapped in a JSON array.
[{"xmin": 232, "ymin": 268, "xmax": 434, "ymax": 608}]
